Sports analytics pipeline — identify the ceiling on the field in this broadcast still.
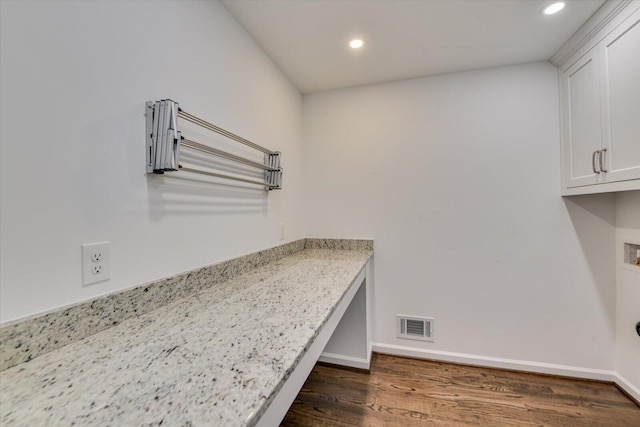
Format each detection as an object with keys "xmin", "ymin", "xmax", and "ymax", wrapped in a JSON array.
[{"xmin": 222, "ymin": 0, "xmax": 605, "ymax": 94}]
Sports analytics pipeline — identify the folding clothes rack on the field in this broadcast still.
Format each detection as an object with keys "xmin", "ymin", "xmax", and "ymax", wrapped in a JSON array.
[{"xmin": 145, "ymin": 99, "xmax": 282, "ymax": 190}]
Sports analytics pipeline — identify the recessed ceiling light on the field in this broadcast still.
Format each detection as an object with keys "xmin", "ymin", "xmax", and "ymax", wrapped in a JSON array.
[
  {"xmin": 349, "ymin": 39, "xmax": 364, "ymax": 49},
  {"xmin": 543, "ymin": 2, "xmax": 565, "ymax": 15}
]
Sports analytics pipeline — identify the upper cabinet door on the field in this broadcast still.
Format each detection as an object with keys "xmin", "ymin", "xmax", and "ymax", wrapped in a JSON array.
[
  {"xmin": 600, "ymin": 8, "xmax": 640, "ymax": 184},
  {"xmin": 560, "ymin": 49, "xmax": 603, "ymax": 188}
]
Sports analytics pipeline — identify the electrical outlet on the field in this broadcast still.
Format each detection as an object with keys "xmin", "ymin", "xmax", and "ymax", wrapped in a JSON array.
[
  {"xmin": 280, "ymin": 223, "xmax": 285, "ymax": 241},
  {"xmin": 82, "ymin": 242, "xmax": 110, "ymax": 286}
]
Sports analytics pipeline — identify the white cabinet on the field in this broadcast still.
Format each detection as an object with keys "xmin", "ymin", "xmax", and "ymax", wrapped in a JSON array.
[
  {"xmin": 600, "ymin": 8, "xmax": 640, "ymax": 184},
  {"xmin": 560, "ymin": 48, "xmax": 603, "ymax": 188},
  {"xmin": 559, "ymin": 5, "xmax": 640, "ymax": 195}
]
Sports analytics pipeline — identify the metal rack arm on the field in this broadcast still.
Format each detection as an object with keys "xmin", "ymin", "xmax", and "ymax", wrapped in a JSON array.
[
  {"xmin": 179, "ymin": 166, "xmax": 276, "ymax": 189},
  {"xmin": 178, "ymin": 110, "xmax": 275, "ymax": 155},
  {"xmin": 181, "ymin": 138, "xmax": 279, "ymax": 172}
]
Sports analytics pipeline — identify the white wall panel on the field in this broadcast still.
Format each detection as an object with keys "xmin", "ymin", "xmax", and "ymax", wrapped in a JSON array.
[
  {"xmin": 615, "ymin": 191, "xmax": 640, "ymax": 397},
  {"xmin": 303, "ymin": 63, "xmax": 617, "ymax": 371}
]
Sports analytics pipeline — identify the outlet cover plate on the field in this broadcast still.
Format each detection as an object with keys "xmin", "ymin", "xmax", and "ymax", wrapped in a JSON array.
[{"xmin": 81, "ymin": 242, "xmax": 111, "ymax": 286}]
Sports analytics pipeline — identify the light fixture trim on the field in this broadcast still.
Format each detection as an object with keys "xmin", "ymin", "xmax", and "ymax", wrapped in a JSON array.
[
  {"xmin": 349, "ymin": 39, "xmax": 364, "ymax": 49},
  {"xmin": 543, "ymin": 2, "xmax": 565, "ymax": 15}
]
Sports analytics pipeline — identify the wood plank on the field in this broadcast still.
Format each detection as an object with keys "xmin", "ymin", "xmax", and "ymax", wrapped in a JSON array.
[{"xmin": 281, "ymin": 353, "xmax": 640, "ymax": 427}]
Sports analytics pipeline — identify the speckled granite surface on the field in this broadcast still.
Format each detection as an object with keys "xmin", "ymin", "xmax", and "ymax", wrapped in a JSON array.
[
  {"xmin": 305, "ymin": 238, "xmax": 373, "ymax": 251},
  {"xmin": 0, "ymin": 247, "xmax": 372, "ymax": 426},
  {"xmin": 0, "ymin": 240, "xmax": 307, "ymax": 371}
]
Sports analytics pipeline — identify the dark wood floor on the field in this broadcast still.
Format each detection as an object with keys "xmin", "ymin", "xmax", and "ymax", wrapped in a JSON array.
[{"xmin": 281, "ymin": 353, "xmax": 640, "ymax": 426}]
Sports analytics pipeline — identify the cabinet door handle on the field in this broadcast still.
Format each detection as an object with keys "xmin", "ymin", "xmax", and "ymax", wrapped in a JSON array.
[
  {"xmin": 592, "ymin": 150, "xmax": 601, "ymax": 174},
  {"xmin": 599, "ymin": 148, "xmax": 608, "ymax": 173}
]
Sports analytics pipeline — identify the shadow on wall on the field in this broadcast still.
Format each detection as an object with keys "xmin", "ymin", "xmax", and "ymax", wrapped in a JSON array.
[
  {"xmin": 147, "ymin": 172, "xmax": 268, "ymax": 220},
  {"xmin": 563, "ymin": 192, "xmax": 616, "ymax": 333}
]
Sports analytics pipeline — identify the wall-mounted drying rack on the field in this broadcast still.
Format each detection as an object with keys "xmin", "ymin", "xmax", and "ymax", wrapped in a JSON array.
[{"xmin": 145, "ymin": 99, "xmax": 282, "ymax": 190}]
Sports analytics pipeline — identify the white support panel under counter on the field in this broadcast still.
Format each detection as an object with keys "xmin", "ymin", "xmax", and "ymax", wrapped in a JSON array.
[{"xmin": 319, "ymin": 259, "xmax": 373, "ymax": 370}]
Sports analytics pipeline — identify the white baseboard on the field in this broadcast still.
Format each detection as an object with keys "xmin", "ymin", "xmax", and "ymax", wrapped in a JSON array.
[
  {"xmin": 318, "ymin": 351, "xmax": 371, "ymax": 370},
  {"xmin": 372, "ymin": 343, "xmax": 616, "ymax": 382},
  {"xmin": 614, "ymin": 372, "xmax": 640, "ymax": 403}
]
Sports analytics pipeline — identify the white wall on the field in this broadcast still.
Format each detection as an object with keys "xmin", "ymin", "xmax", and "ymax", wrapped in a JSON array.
[
  {"xmin": 303, "ymin": 62, "xmax": 617, "ymax": 371},
  {"xmin": 0, "ymin": 0, "xmax": 304, "ymax": 323},
  {"xmin": 615, "ymin": 191, "xmax": 640, "ymax": 396}
]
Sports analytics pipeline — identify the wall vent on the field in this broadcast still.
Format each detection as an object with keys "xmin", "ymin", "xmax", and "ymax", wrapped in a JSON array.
[{"xmin": 397, "ymin": 315, "xmax": 434, "ymax": 342}]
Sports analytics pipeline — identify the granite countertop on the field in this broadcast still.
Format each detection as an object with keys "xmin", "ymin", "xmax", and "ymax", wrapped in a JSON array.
[{"xmin": 0, "ymin": 248, "xmax": 372, "ymax": 426}]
